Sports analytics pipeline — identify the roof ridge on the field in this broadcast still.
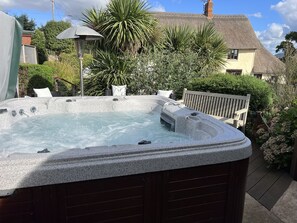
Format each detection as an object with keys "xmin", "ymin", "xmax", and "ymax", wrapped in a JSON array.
[{"xmin": 151, "ymin": 12, "xmax": 247, "ymax": 19}]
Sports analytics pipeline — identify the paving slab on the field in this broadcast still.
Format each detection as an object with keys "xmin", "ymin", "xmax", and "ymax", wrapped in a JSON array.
[
  {"xmin": 272, "ymin": 181, "xmax": 297, "ymax": 223},
  {"xmin": 243, "ymin": 193, "xmax": 283, "ymax": 223}
]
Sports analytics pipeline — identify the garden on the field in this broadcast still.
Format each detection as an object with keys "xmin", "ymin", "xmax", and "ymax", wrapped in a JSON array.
[{"xmin": 18, "ymin": 0, "xmax": 297, "ymax": 170}]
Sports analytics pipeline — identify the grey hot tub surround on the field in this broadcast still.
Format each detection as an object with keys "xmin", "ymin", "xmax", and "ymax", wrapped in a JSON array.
[{"xmin": 0, "ymin": 96, "xmax": 252, "ymax": 196}]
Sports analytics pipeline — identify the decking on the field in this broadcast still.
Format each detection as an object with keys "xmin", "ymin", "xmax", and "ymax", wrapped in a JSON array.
[{"xmin": 246, "ymin": 143, "xmax": 292, "ymax": 210}]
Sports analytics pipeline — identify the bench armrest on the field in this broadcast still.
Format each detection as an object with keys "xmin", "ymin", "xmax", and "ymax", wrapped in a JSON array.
[{"xmin": 233, "ymin": 108, "xmax": 248, "ymax": 119}]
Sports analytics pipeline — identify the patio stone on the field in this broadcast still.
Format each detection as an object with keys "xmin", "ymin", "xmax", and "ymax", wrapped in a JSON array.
[
  {"xmin": 243, "ymin": 193, "xmax": 283, "ymax": 223},
  {"xmin": 272, "ymin": 181, "xmax": 297, "ymax": 223}
]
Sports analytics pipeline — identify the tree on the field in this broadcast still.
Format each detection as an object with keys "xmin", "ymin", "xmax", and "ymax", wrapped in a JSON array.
[
  {"xmin": 31, "ymin": 29, "xmax": 48, "ymax": 64},
  {"xmin": 273, "ymin": 31, "xmax": 297, "ymax": 108},
  {"xmin": 192, "ymin": 23, "xmax": 228, "ymax": 76},
  {"xmin": 82, "ymin": 0, "xmax": 157, "ymax": 53},
  {"xmin": 276, "ymin": 31, "xmax": 297, "ymax": 61},
  {"xmin": 15, "ymin": 14, "xmax": 36, "ymax": 31},
  {"xmin": 43, "ymin": 21, "xmax": 74, "ymax": 55},
  {"xmin": 163, "ymin": 26, "xmax": 194, "ymax": 52}
]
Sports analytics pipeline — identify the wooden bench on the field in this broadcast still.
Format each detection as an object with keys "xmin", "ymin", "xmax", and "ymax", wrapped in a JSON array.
[{"xmin": 181, "ymin": 89, "xmax": 251, "ymax": 132}]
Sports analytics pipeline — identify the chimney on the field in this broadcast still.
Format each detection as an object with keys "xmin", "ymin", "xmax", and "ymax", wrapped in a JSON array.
[{"xmin": 204, "ymin": 0, "xmax": 213, "ymax": 19}]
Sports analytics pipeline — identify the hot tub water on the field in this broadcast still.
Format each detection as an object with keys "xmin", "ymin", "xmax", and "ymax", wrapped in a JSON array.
[{"xmin": 0, "ymin": 111, "xmax": 207, "ymax": 157}]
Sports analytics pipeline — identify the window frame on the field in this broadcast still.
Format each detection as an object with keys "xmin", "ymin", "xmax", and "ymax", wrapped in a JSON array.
[
  {"xmin": 227, "ymin": 49, "xmax": 239, "ymax": 60},
  {"xmin": 226, "ymin": 69, "xmax": 242, "ymax": 75},
  {"xmin": 254, "ymin": 74, "xmax": 262, "ymax": 79}
]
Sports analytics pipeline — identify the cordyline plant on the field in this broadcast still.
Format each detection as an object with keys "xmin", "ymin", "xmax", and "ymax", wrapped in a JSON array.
[
  {"xmin": 163, "ymin": 25, "xmax": 194, "ymax": 52},
  {"xmin": 82, "ymin": 0, "xmax": 157, "ymax": 54},
  {"xmin": 192, "ymin": 23, "xmax": 228, "ymax": 76}
]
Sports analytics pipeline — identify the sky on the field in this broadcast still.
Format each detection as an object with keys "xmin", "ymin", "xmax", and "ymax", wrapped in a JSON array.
[{"xmin": 1, "ymin": 0, "xmax": 297, "ymax": 54}]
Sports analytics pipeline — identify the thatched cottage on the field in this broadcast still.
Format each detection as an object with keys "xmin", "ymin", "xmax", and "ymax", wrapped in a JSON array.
[{"xmin": 152, "ymin": 0, "xmax": 284, "ymax": 81}]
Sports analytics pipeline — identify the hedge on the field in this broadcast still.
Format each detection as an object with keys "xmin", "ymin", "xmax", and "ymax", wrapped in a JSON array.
[
  {"xmin": 19, "ymin": 64, "xmax": 55, "ymax": 97},
  {"xmin": 190, "ymin": 74, "xmax": 274, "ymax": 111}
]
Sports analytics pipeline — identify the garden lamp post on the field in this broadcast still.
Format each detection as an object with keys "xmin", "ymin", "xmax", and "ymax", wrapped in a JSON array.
[{"xmin": 56, "ymin": 26, "xmax": 103, "ymax": 96}]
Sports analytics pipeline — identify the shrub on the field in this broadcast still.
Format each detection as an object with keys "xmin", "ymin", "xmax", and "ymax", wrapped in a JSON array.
[
  {"xmin": 44, "ymin": 61, "xmax": 79, "ymax": 95},
  {"xmin": 190, "ymin": 74, "xmax": 274, "ymax": 111},
  {"xmin": 85, "ymin": 51, "xmax": 134, "ymax": 96},
  {"xmin": 31, "ymin": 29, "xmax": 48, "ymax": 64},
  {"xmin": 257, "ymin": 103, "xmax": 297, "ymax": 169},
  {"xmin": 271, "ymin": 55, "xmax": 297, "ymax": 109},
  {"xmin": 19, "ymin": 64, "xmax": 55, "ymax": 96},
  {"xmin": 43, "ymin": 21, "xmax": 74, "ymax": 55},
  {"xmin": 44, "ymin": 60, "xmax": 79, "ymax": 85},
  {"xmin": 59, "ymin": 53, "xmax": 94, "ymax": 69},
  {"xmin": 129, "ymin": 50, "xmax": 201, "ymax": 98}
]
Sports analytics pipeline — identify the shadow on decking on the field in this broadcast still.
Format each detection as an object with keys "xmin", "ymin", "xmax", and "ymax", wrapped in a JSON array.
[{"xmin": 246, "ymin": 142, "xmax": 292, "ymax": 210}]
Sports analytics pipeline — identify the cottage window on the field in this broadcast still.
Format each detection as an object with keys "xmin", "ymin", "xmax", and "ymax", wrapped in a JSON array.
[
  {"xmin": 226, "ymin": 69, "xmax": 242, "ymax": 75},
  {"xmin": 254, "ymin": 74, "xmax": 262, "ymax": 79},
  {"xmin": 228, "ymin": 49, "xmax": 239, "ymax": 60},
  {"xmin": 270, "ymin": 76, "xmax": 277, "ymax": 83}
]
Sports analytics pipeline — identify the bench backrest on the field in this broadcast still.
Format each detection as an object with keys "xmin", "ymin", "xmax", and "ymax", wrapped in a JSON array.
[{"xmin": 182, "ymin": 90, "xmax": 250, "ymax": 119}]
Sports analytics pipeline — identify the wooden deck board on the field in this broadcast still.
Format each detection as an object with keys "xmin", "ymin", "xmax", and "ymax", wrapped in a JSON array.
[
  {"xmin": 248, "ymin": 170, "xmax": 282, "ymax": 200},
  {"xmin": 248, "ymin": 156, "xmax": 266, "ymax": 176},
  {"xmin": 246, "ymin": 145, "xmax": 292, "ymax": 210},
  {"xmin": 258, "ymin": 172, "xmax": 292, "ymax": 210},
  {"xmin": 249, "ymin": 147, "xmax": 262, "ymax": 162},
  {"xmin": 246, "ymin": 165, "xmax": 270, "ymax": 191}
]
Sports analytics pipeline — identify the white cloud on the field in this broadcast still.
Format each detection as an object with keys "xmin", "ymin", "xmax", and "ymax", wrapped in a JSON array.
[
  {"xmin": 150, "ymin": 2, "xmax": 166, "ymax": 12},
  {"xmin": 256, "ymin": 23, "xmax": 290, "ymax": 53},
  {"xmin": 248, "ymin": 12, "xmax": 262, "ymax": 18},
  {"xmin": 271, "ymin": 0, "xmax": 297, "ymax": 30},
  {"xmin": 0, "ymin": 0, "xmax": 109, "ymax": 20}
]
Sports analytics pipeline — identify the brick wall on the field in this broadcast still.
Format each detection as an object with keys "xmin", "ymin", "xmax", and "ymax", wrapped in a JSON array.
[{"xmin": 22, "ymin": 34, "xmax": 32, "ymax": 45}]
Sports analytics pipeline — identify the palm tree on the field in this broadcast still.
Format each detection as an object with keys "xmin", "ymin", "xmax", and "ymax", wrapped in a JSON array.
[
  {"xmin": 82, "ymin": 0, "xmax": 157, "ymax": 54},
  {"xmin": 192, "ymin": 23, "xmax": 228, "ymax": 75},
  {"xmin": 82, "ymin": 8, "xmax": 108, "ymax": 51},
  {"xmin": 92, "ymin": 50, "xmax": 135, "ymax": 89},
  {"xmin": 163, "ymin": 26, "xmax": 194, "ymax": 52}
]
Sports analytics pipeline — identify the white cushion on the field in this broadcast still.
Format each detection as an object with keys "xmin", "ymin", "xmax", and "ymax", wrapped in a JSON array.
[
  {"xmin": 157, "ymin": 90, "xmax": 173, "ymax": 98},
  {"xmin": 33, "ymin": 87, "xmax": 53, "ymax": 97},
  {"xmin": 112, "ymin": 85, "xmax": 126, "ymax": 96}
]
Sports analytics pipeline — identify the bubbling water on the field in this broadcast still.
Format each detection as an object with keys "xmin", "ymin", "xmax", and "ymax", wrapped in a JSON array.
[{"xmin": 0, "ymin": 111, "xmax": 193, "ymax": 157}]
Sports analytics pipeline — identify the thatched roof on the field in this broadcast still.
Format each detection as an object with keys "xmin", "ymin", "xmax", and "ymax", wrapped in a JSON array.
[
  {"xmin": 254, "ymin": 44, "xmax": 285, "ymax": 74},
  {"xmin": 152, "ymin": 12, "xmax": 261, "ymax": 49},
  {"xmin": 152, "ymin": 12, "xmax": 284, "ymax": 74}
]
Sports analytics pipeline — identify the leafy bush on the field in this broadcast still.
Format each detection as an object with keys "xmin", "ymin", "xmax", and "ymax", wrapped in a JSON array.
[
  {"xmin": 256, "ymin": 103, "xmax": 297, "ymax": 169},
  {"xmin": 59, "ymin": 53, "xmax": 94, "ymax": 69},
  {"xmin": 84, "ymin": 51, "xmax": 135, "ymax": 96},
  {"xmin": 19, "ymin": 64, "xmax": 55, "ymax": 96},
  {"xmin": 190, "ymin": 74, "xmax": 274, "ymax": 111},
  {"xmin": 31, "ymin": 29, "xmax": 48, "ymax": 64},
  {"xmin": 271, "ymin": 55, "xmax": 297, "ymax": 109},
  {"xmin": 129, "ymin": 50, "xmax": 201, "ymax": 98},
  {"xmin": 43, "ymin": 21, "xmax": 74, "ymax": 55},
  {"xmin": 84, "ymin": 74, "xmax": 105, "ymax": 96},
  {"xmin": 43, "ymin": 53, "xmax": 94, "ymax": 95},
  {"xmin": 44, "ymin": 61, "xmax": 79, "ymax": 95}
]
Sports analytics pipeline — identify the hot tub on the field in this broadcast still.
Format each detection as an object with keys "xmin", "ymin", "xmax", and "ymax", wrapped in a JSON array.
[{"xmin": 0, "ymin": 96, "xmax": 251, "ymax": 223}]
